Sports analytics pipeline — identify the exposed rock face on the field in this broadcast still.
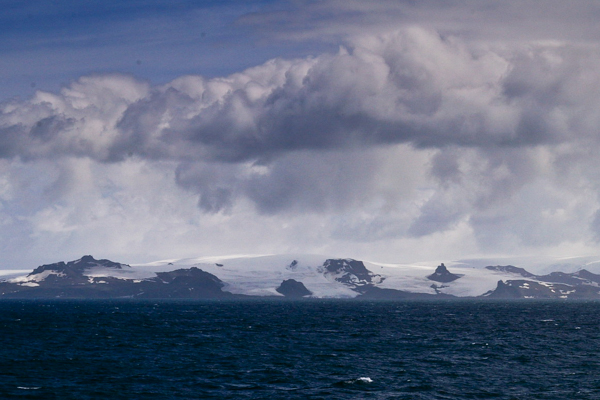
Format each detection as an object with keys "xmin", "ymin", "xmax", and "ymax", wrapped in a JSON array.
[
  {"xmin": 427, "ymin": 263, "xmax": 461, "ymax": 283},
  {"xmin": 430, "ymin": 283, "xmax": 449, "ymax": 294},
  {"xmin": 482, "ymin": 267, "xmax": 600, "ymax": 299},
  {"xmin": 574, "ymin": 269, "xmax": 600, "ymax": 284},
  {"xmin": 0, "ymin": 257, "xmax": 232, "ymax": 299},
  {"xmin": 286, "ymin": 260, "xmax": 299, "ymax": 271},
  {"xmin": 484, "ymin": 280, "xmax": 529, "ymax": 299},
  {"xmin": 534, "ymin": 271, "xmax": 600, "ymax": 286},
  {"xmin": 485, "ymin": 265, "xmax": 535, "ymax": 278},
  {"xmin": 26, "ymin": 255, "xmax": 128, "ymax": 286},
  {"xmin": 276, "ymin": 279, "xmax": 312, "ymax": 297},
  {"xmin": 143, "ymin": 267, "xmax": 227, "ymax": 298},
  {"xmin": 322, "ymin": 259, "xmax": 383, "ymax": 287},
  {"xmin": 484, "ymin": 279, "xmax": 600, "ymax": 299}
]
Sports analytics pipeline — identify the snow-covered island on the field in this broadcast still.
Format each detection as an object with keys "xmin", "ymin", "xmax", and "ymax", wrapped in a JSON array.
[{"xmin": 2, "ymin": 254, "xmax": 600, "ymax": 299}]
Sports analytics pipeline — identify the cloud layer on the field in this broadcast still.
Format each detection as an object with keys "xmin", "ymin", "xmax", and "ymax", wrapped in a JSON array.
[{"xmin": 2, "ymin": 26, "xmax": 600, "ymax": 266}]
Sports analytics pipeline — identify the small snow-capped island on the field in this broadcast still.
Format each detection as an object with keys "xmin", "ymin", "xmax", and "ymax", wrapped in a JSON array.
[{"xmin": 1, "ymin": 254, "xmax": 600, "ymax": 299}]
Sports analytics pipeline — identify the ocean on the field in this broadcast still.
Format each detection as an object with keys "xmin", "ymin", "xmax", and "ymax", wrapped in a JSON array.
[{"xmin": 0, "ymin": 299, "xmax": 599, "ymax": 399}]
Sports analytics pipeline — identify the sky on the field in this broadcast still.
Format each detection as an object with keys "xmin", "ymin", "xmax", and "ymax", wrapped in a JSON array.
[{"xmin": 3, "ymin": 0, "xmax": 600, "ymax": 268}]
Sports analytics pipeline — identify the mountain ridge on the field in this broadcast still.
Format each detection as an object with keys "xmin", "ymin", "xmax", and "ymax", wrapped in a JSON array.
[{"xmin": 1, "ymin": 255, "xmax": 600, "ymax": 299}]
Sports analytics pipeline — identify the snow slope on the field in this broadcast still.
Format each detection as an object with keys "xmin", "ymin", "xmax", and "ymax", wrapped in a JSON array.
[
  {"xmin": 129, "ymin": 255, "xmax": 525, "ymax": 298},
  {"xmin": 133, "ymin": 254, "xmax": 360, "ymax": 298},
  {"xmin": 365, "ymin": 261, "xmax": 522, "ymax": 297}
]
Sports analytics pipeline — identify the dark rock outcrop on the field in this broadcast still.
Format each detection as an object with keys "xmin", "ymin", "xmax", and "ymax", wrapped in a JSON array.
[
  {"xmin": 276, "ymin": 279, "xmax": 312, "ymax": 297},
  {"xmin": 286, "ymin": 260, "xmax": 299, "ymax": 271},
  {"xmin": 574, "ymin": 269, "xmax": 600, "ymax": 284},
  {"xmin": 27, "ymin": 255, "xmax": 128, "ymax": 286},
  {"xmin": 483, "ymin": 279, "xmax": 600, "ymax": 299},
  {"xmin": 137, "ymin": 267, "xmax": 228, "ymax": 298},
  {"xmin": 427, "ymin": 263, "xmax": 461, "ymax": 283},
  {"xmin": 322, "ymin": 259, "xmax": 383, "ymax": 287},
  {"xmin": 484, "ymin": 280, "xmax": 526, "ymax": 299},
  {"xmin": 534, "ymin": 272, "xmax": 591, "ymax": 286},
  {"xmin": 485, "ymin": 265, "xmax": 535, "ymax": 278},
  {"xmin": 482, "ymin": 267, "xmax": 600, "ymax": 299},
  {"xmin": 0, "ymin": 257, "xmax": 233, "ymax": 299}
]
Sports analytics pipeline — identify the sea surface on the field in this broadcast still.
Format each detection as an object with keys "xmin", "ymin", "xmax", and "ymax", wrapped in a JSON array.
[{"xmin": 1, "ymin": 299, "xmax": 600, "ymax": 399}]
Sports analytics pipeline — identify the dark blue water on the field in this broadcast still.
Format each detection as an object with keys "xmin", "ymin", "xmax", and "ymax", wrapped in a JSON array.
[{"xmin": 1, "ymin": 300, "xmax": 599, "ymax": 399}]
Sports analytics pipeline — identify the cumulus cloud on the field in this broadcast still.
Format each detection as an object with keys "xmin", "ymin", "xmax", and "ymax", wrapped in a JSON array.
[
  {"xmin": 7, "ymin": 28, "xmax": 600, "ymax": 165},
  {"xmin": 3, "ymin": 26, "xmax": 600, "ymax": 264}
]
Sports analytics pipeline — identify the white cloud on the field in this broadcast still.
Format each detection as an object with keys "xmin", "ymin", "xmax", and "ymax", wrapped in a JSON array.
[{"xmin": 2, "ymin": 26, "xmax": 600, "ymax": 267}]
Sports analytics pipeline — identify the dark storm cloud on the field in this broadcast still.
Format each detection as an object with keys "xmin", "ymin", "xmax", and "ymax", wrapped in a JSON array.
[
  {"xmin": 175, "ymin": 149, "xmax": 379, "ymax": 214},
  {"xmin": 408, "ymin": 147, "xmax": 540, "ymax": 238}
]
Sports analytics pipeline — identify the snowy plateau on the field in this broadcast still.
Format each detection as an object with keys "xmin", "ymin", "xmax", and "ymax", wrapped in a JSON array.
[{"xmin": 2, "ymin": 254, "xmax": 600, "ymax": 299}]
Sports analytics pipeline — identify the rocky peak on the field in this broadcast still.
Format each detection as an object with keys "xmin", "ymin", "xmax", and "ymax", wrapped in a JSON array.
[
  {"xmin": 427, "ymin": 263, "xmax": 461, "ymax": 283},
  {"xmin": 322, "ymin": 259, "xmax": 382, "ymax": 287},
  {"xmin": 28, "ymin": 256, "xmax": 128, "ymax": 280},
  {"xmin": 574, "ymin": 269, "xmax": 600, "ymax": 284}
]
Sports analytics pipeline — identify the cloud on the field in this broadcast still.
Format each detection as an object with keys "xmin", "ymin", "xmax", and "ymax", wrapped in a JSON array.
[
  {"xmin": 5, "ymin": 27, "xmax": 598, "ymax": 163},
  {"xmin": 175, "ymin": 148, "xmax": 381, "ymax": 214},
  {"xmin": 12, "ymin": 27, "xmax": 600, "ymax": 167},
  {"xmin": 238, "ymin": 1, "xmax": 600, "ymax": 44},
  {"xmin": 3, "ymin": 26, "xmax": 600, "ymax": 265}
]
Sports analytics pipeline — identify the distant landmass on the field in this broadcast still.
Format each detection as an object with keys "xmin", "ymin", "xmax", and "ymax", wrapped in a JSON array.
[{"xmin": 1, "ymin": 254, "xmax": 600, "ymax": 299}]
